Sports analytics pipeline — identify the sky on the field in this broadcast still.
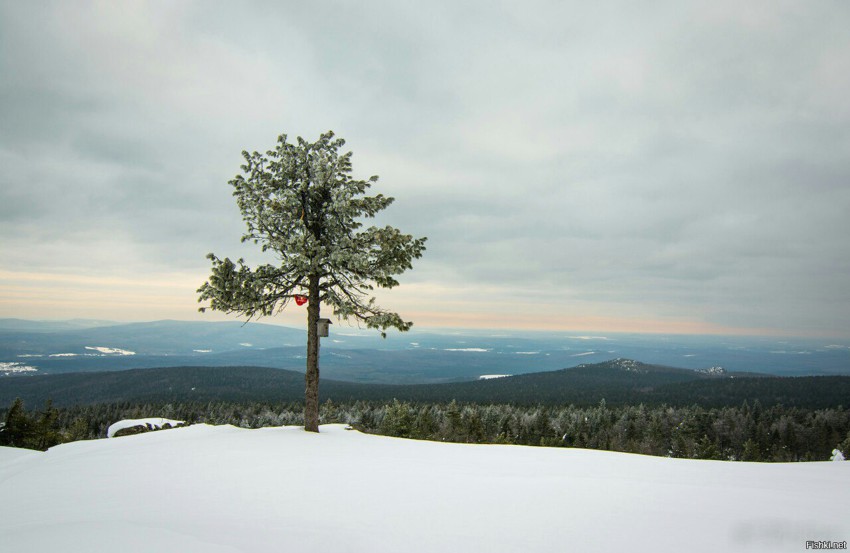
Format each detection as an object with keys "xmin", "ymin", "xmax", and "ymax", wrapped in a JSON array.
[{"xmin": 1, "ymin": 1, "xmax": 849, "ymax": 338}]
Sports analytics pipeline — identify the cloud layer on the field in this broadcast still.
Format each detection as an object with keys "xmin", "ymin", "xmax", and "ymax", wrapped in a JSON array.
[{"xmin": 1, "ymin": 1, "xmax": 849, "ymax": 336}]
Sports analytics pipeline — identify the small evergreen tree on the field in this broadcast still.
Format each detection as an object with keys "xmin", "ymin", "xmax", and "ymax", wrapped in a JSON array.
[
  {"xmin": 1, "ymin": 398, "xmax": 32, "ymax": 447},
  {"xmin": 320, "ymin": 398, "xmax": 338, "ymax": 424},
  {"xmin": 741, "ymin": 438, "xmax": 762, "ymax": 462},
  {"xmin": 412, "ymin": 405, "xmax": 439, "ymax": 439},
  {"xmin": 380, "ymin": 399, "xmax": 413, "ymax": 438},
  {"xmin": 33, "ymin": 399, "xmax": 62, "ymax": 450},
  {"xmin": 443, "ymin": 400, "xmax": 463, "ymax": 441},
  {"xmin": 694, "ymin": 435, "xmax": 720, "ymax": 460},
  {"xmin": 463, "ymin": 407, "xmax": 486, "ymax": 443}
]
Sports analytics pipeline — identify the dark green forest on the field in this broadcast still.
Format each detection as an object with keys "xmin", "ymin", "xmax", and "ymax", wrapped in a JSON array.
[
  {"xmin": 3, "ymin": 361, "xmax": 850, "ymax": 409},
  {"xmin": 2, "ymin": 397, "xmax": 848, "ymax": 462}
]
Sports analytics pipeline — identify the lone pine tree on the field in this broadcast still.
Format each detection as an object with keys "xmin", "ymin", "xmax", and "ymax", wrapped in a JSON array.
[{"xmin": 198, "ymin": 131, "xmax": 426, "ymax": 432}]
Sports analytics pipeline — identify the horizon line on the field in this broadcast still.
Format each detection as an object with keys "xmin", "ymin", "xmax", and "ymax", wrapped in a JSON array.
[{"xmin": 1, "ymin": 316, "xmax": 846, "ymax": 341}]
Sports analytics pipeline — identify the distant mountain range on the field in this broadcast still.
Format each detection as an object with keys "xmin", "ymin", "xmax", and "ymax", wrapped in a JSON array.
[
  {"xmin": 2, "ymin": 319, "xmax": 849, "ymax": 385},
  {"xmin": 1, "ymin": 359, "xmax": 847, "ymax": 410},
  {"xmin": 0, "ymin": 319, "xmax": 306, "ymax": 355},
  {"xmin": 0, "ymin": 319, "xmax": 119, "ymax": 333}
]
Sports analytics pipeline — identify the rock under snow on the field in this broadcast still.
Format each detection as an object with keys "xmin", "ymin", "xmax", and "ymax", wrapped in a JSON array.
[{"xmin": 106, "ymin": 418, "xmax": 185, "ymax": 438}]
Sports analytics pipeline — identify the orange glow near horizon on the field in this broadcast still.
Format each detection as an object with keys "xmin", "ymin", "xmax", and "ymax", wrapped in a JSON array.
[{"xmin": 0, "ymin": 268, "xmax": 819, "ymax": 338}]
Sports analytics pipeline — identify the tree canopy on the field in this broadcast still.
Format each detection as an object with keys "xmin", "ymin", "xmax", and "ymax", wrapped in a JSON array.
[{"xmin": 198, "ymin": 131, "xmax": 425, "ymax": 332}]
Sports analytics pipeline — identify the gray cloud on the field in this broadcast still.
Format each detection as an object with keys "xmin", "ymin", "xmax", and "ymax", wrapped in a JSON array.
[{"xmin": 1, "ymin": 1, "xmax": 849, "ymax": 336}]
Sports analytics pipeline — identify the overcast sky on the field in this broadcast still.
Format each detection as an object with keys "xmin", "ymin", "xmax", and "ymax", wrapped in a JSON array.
[{"xmin": 1, "ymin": 1, "xmax": 849, "ymax": 337}]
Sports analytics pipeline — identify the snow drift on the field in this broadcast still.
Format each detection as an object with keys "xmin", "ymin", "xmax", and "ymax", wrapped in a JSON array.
[{"xmin": 0, "ymin": 424, "xmax": 846, "ymax": 553}]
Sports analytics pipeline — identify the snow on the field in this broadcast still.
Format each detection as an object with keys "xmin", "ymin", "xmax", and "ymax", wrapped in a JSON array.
[
  {"xmin": 106, "ymin": 418, "xmax": 185, "ymax": 438},
  {"xmin": 698, "ymin": 366, "xmax": 727, "ymax": 375},
  {"xmin": 0, "ymin": 361, "xmax": 38, "ymax": 375},
  {"xmin": 444, "ymin": 347, "xmax": 490, "ymax": 352},
  {"xmin": 479, "ymin": 374, "xmax": 512, "ymax": 380},
  {"xmin": 85, "ymin": 346, "xmax": 136, "ymax": 355},
  {"xmin": 0, "ymin": 424, "xmax": 847, "ymax": 553}
]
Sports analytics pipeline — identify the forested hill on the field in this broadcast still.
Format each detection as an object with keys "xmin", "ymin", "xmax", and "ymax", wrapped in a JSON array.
[{"xmin": 2, "ymin": 359, "xmax": 848, "ymax": 409}]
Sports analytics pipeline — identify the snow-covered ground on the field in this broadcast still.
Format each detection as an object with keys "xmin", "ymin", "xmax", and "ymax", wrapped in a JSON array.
[{"xmin": 0, "ymin": 424, "xmax": 846, "ymax": 553}]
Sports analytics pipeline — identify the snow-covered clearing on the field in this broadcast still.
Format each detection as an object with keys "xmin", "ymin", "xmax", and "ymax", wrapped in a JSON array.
[
  {"xmin": 85, "ymin": 346, "xmax": 136, "ymax": 355},
  {"xmin": 0, "ymin": 361, "xmax": 38, "ymax": 375},
  {"xmin": 0, "ymin": 424, "xmax": 846, "ymax": 553}
]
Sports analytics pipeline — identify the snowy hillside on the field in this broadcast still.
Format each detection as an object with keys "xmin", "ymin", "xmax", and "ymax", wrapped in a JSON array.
[{"xmin": 1, "ymin": 425, "xmax": 847, "ymax": 553}]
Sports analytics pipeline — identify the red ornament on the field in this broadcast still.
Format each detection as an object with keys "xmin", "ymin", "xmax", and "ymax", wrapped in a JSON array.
[{"xmin": 294, "ymin": 295, "xmax": 308, "ymax": 306}]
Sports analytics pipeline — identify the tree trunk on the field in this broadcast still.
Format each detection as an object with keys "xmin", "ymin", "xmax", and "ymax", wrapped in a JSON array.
[{"xmin": 304, "ymin": 274, "xmax": 321, "ymax": 432}]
